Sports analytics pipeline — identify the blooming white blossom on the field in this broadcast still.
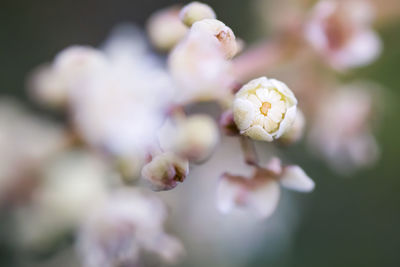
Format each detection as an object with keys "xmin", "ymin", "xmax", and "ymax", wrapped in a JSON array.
[
  {"xmin": 0, "ymin": 98, "xmax": 66, "ymax": 202},
  {"xmin": 233, "ymin": 77, "xmax": 297, "ymax": 142},
  {"xmin": 141, "ymin": 152, "xmax": 189, "ymax": 191},
  {"xmin": 68, "ymin": 26, "xmax": 175, "ymax": 178},
  {"xmin": 180, "ymin": 2, "xmax": 217, "ymax": 27},
  {"xmin": 147, "ymin": 6, "xmax": 188, "ymax": 51},
  {"xmin": 16, "ymin": 150, "xmax": 111, "ymax": 248},
  {"xmin": 77, "ymin": 188, "xmax": 184, "ymax": 267},
  {"xmin": 28, "ymin": 46, "xmax": 108, "ymax": 108},
  {"xmin": 308, "ymin": 84, "xmax": 379, "ymax": 172},
  {"xmin": 168, "ymin": 19, "xmax": 236, "ymax": 104},
  {"xmin": 217, "ymin": 157, "xmax": 314, "ymax": 218},
  {"xmin": 158, "ymin": 114, "xmax": 219, "ymax": 162},
  {"xmin": 305, "ymin": 0, "xmax": 382, "ymax": 70}
]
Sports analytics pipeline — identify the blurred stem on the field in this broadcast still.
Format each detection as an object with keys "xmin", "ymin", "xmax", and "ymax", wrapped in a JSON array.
[
  {"xmin": 239, "ymin": 136, "xmax": 258, "ymax": 166},
  {"xmin": 232, "ymin": 31, "xmax": 303, "ymax": 83}
]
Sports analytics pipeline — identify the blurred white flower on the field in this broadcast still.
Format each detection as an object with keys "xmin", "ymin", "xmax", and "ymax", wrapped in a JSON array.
[
  {"xmin": 69, "ymin": 26, "xmax": 176, "ymax": 177},
  {"xmin": 305, "ymin": 0, "xmax": 382, "ymax": 70},
  {"xmin": 217, "ymin": 157, "xmax": 314, "ymax": 218},
  {"xmin": 28, "ymin": 46, "xmax": 108, "ymax": 108},
  {"xmin": 147, "ymin": 6, "xmax": 188, "ymax": 52},
  {"xmin": 308, "ymin": 84, "xmax": 380, "ymax": 172},
  {"xmin": 168, "ymin": 19, "xmax": 235, "ymax": 104},
  {"xmin": 180, "ymin": 2, "xmax": 217, "ymax": 27},
  {"xmin": 77, "ymin": 188, "xmax": 184, "ymax": 267},
  {"xmin": 233, "ymin": 77, "xmax": 297, "ymax": 142},
  {"xmin": 16, "ymin": 150, "xmax": 111, "ymax": 248},
  {"xmin": 0, "ymin": 98, "xmax": 66, "ymax": 203},
  {"xmin": 158, "ymin": 114, "xmax": 219, "ymax": 162},
  {"xmin": 141, "ymin": 152, "xmax": 189, "ymax": 191}
]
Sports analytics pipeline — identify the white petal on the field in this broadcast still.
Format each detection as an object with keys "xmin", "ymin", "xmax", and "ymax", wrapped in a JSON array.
[
  {"xmin": 249, "ymin": 180, "xmax": 280, "ymax": 218},
  {"xmin": 273, "ymin": 100, "xmax": 286, "ymax": 113},
  {"xmin": 247, "ymin": 94, "xmax": 262, "ymax": 107},
  {"xmin": 236, "ymin": 77, "xmax": 267, "ymax": 98},
  {"xmin": 280, "ymin": 165, "xmax": 315, "ymax": 192},
  {"xmin": 274, "ymin": 106, "xmax": 297, "ymax": 138},
  {"xmin": 233, "ymin": 98, "xmax": 255, "ymax": 131},
  {"xmin": 268, "ymin": 108, "xmax": 283, "ymax": 123},
  {"xmin": 263, "ymin": 116, "xmax": 278, "ymax": 132},
  {"xmin": 216, "ymin": 175, "xmax": 242, "ymax": 214},
  {"xmin": 269, "ymin": 79, "xmax": 297, "ymax": 105},
  {"xmin": 244, "ymin": 125, "xmax": 273, "ymax": 142},
  {"xmin": 256, "ymin": 88, "xmax": 269, "ymax": 102},
  {"xmin": 333, "ymin": 29, "xmax": 382, "ymax": 69},
  {"xmin": 268, "ymin": 90, "xmax": 281, "ymax": 102}
]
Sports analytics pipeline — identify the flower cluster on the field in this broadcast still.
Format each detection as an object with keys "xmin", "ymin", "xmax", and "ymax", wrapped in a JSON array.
[{"xmin": 0, "ymin": 0, "xmax": 387, "ymax": 266}]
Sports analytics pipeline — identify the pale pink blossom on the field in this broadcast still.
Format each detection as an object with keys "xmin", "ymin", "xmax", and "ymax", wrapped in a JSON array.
[
  {"xmin": 308, "ymin": 84, "xmax": 380, "ymax": 172},
  {"xmin": 77, "ymin": 188, "xmax": 184, "ymax": 267},
  {"xmin": 217, "ymin": 158, "xmax": 314, "ymax": 218},
  {"xmin": 305, "ymin": 0, "xmax": 382, "ymax": 70},
  {"xmin": 168, "ymin": 19, "xmax": 236, "ymax": 104}
]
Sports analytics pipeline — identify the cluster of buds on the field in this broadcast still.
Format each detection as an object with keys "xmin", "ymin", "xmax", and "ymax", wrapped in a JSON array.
[{"xmin": 5, "ymin": 0, "xmax": 387, "ymax": 266}]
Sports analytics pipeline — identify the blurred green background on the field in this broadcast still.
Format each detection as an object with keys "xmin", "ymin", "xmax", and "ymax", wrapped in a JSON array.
[{"xmin": 1, "ymin": 0, "xmax": 400, "ymax": 266}]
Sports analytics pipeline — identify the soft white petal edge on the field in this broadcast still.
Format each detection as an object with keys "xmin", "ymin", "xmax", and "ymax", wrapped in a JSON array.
[
  {"xmin": 280, "ymin": 165, "xmax": 315, "ymax": 192},
  {"xmin": 249, "ymin": 180, "xmax": 280, "ymax": 218}
]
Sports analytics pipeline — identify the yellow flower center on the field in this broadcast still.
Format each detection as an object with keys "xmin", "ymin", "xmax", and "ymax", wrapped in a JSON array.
[{"xmin": 260, "ymin": 102, "xmax": 271, "ymax": 116}]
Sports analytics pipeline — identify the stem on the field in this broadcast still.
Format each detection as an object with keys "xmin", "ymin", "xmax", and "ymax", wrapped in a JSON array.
[{"xmin": 239, "ymin": 136, "xmax": 258, "ymax": 166}]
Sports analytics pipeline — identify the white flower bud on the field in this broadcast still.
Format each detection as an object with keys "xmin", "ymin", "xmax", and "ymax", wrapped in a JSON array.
[
  {"xmin": 147, "ymin": 6, "xmax": 188, "ymax": 52},
  {"xmin": 279, "ymin": 109, "xmax": 306, "ymax": 145},
  {"xmin": 168, "ymin": 24, "xmax": 234, "ymax": 103},
  {"xmin": 53, "ymin": 45, "xmax": 108, "ymax": 83},
  {"xmin": 180, "ymin": 2, "xmax": 217, "ymax": 27},
  {"xmin": 28, "ymin": 46, "xmax": 108, "ymax": 108},
  {"xmin": 141, "ymin": 152, "xmax": 189, "ymax": 191},
  {"xmin": 190, "ymin": 19, "xmax": 237, "ymax": 59},
  {"xmin": 233, "ymin": 77, "xmax": 297, "ymax": 142},
  {"xmin": 158, "ymin": 115, "xmax": 219, "ymax": 162},
  {"xmin": 28, "ymin": 65, "xmax": 69, "ymax": 108}
]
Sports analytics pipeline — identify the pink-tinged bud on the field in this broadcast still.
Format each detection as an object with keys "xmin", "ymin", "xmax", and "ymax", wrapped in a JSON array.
[
  {"xmin": 190, "ymin": 19, "xmax": 237, "ymax": 59},
  {"xmin": 147, "ymin": 6, "xmax": 188, "ymax": 52},
  {"xmin": 141, "ymin": 152, "xmax": 189, "ymax": 191},
  {"xmin": 180, "ymin": 2, "xmax": 217, "ymax": 27}
]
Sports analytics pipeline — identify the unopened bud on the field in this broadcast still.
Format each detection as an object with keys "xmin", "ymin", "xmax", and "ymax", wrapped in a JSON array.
[
  {"xmin": 180, "ymin": 2, "xmax": 216, "ymax": 27},
  {"xmin": 28, "ymin": 64, "xmax": 68, "ymax": 109},
  {"xmin": 147, "ymin": 6, "xmax": 188, "ymax": 52},
  {"xmin": 141, "ymin": 152, "xmax": 189, "ymax": 191},
  {"xmin": 190, "ymin": 19, "xmax": 237, "ymax": 59},
  {"xmin": 159, "ymin": 114, "xmax": 219, "ymax": 162}
]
